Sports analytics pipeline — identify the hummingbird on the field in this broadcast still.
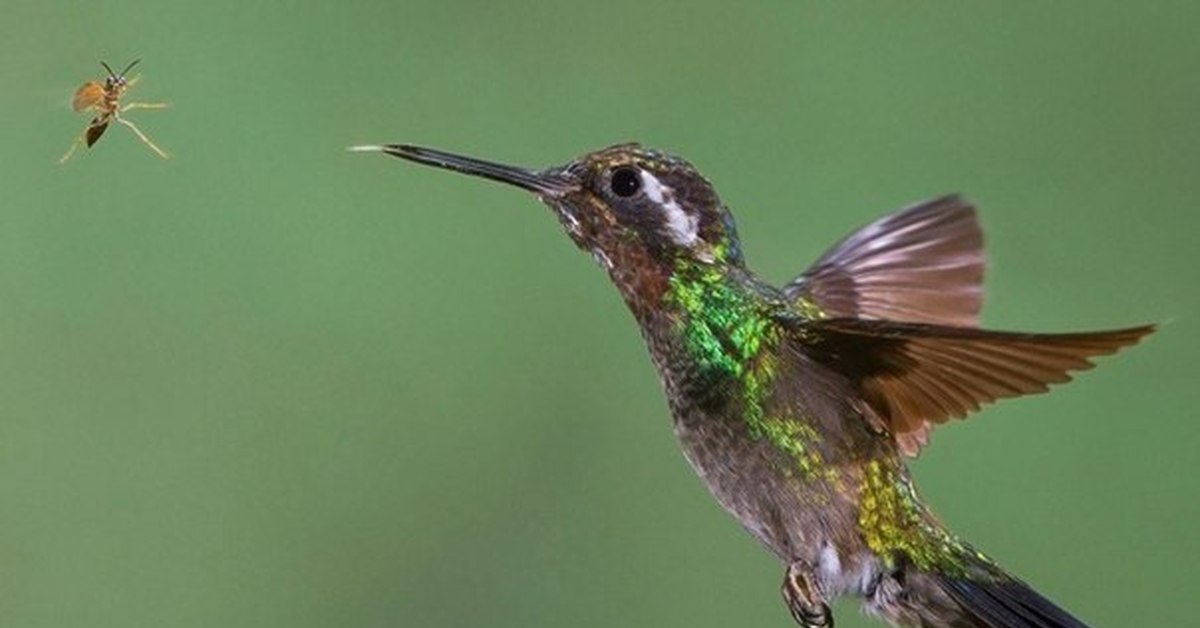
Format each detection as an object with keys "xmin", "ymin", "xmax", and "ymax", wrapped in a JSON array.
[{"xmin": 352, "ymin": 142, "xmax": 1152, "ymax": 627}]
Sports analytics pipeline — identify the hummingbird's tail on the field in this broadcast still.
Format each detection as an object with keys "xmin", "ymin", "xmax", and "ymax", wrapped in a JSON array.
[
  {"xmin": 933, "ymin": 569, "xmax": 1089, "ymax": 627},
  {"xmin": 876, "ymin": 554, "xmax": 1090, "ymax": 627}
]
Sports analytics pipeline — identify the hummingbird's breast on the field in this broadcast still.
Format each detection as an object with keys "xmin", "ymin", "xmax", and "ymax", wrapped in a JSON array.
[
  {"xmin": 630, "ymin": 264, "xmax": 889, "ymax": 589},
  {"xmin": 658, "ymin": 342, "xmax": 891, "ymax": 599},
  {"xmin": 658, "ymin": 346, "xmax": 871, "ymax": 553}
]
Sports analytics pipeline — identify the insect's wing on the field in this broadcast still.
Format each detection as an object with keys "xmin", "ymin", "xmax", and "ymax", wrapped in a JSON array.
[
  {"xmin": 72, "ymin": 81, "xmax": 106, "ymax": 112},
  {"xmin": 85, "ymin": 119, "xmax": 109, "ymax": 147}
]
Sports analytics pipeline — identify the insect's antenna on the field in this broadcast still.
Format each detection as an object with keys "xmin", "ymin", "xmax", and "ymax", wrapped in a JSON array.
[
  {"xmin": 119, "ymin": 59, "xmax": 141, "ymax": 77},
  {"xmin": 100, "ymin": 61, "xmax": 117, "ymax": 78}
]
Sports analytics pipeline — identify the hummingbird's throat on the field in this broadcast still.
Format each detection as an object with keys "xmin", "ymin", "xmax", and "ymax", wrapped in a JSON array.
[
  {"xmin": 665, "ymin": 266, "xmax": 777, "ymax": 380},
  {"xmin": 663, "ymin": 267, "xmax": 832, "ymax": 479}
]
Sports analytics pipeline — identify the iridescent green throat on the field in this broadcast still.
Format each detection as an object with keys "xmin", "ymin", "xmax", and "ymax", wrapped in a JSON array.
[
  {"xmin": 664, "ymin": 264, "xmax": 775, "ymax": 380},
  {"xmin": 664, "ymin": 264, "xmax": 825, "ymax": 477}
]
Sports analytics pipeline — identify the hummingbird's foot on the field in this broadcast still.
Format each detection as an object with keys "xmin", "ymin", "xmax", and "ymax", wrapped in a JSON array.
[{"xmin": 782, "ymin": 563, "xmax": 833, "ymax": 627}]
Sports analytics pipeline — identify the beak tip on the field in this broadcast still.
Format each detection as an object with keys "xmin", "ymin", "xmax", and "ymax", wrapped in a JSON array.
[{"xmin": 351, "ymin": 142, "xmax": 568, "ymax": 195}]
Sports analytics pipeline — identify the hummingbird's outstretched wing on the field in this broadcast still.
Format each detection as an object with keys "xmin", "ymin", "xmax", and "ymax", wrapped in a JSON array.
[
  {"xmin": 784, "ymin": 196, "xmax": 984, "ymax": 327},
  {"xmin": 791, "ymin": 319, "xmax": 1154, "ymax": 456}
]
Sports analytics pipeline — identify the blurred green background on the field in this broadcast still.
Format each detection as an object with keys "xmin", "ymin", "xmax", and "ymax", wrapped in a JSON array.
[{"xmin": 1, "ymin": 2, "xmax": 1196, "ymax": 627}]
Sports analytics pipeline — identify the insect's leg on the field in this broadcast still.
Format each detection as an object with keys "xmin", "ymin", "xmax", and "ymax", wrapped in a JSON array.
[
  {"xmin": 121, "ymin": 101, "xmax": 169, "ymax": 112},
  {"xmin": 115, "ymin": 117, "xmax": 169, "ymax": 159},
  {"xmin": 59, "ymin": 118, "xmax": 103, "ymax": 164},
  {"xmin": 59, "ymin": 135, "xmax": 84, "ymax": 164}
]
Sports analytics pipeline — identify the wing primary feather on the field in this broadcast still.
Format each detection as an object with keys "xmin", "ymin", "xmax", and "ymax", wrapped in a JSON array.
[{"xmin": 792, "ymin": 318, "xmax": 1154, "ymax": 455}]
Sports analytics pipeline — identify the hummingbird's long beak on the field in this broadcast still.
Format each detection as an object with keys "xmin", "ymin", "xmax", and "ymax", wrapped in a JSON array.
[{"xmin": 350, "ymin": 144, "xmax": 573, "ymax": 196}]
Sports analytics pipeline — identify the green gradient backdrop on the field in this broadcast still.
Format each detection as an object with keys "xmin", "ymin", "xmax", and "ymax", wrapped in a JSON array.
[{"xmin": 1, "ymin": 2, "xmax": 1196, "ymax": 627}]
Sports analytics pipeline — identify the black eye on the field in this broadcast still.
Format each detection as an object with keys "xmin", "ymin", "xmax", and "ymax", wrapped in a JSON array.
[{"xmin": 610, "ymin": 167, "xmax": 641, "ymax": 197}]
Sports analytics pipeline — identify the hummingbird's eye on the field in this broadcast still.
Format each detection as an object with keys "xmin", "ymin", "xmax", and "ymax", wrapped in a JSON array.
[{"xmin": 610, "ymin": 167, "xmax": 642, "ymax": 198}]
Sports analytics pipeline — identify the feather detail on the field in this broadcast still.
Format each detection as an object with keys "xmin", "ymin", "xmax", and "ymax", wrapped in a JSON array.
[
  {"xmin": 793, "ymin": 319, "xmax": 1154, "ymax": 456},
  {"xmin": 786, "ymin": 196, "xmax": 984, "ymax": 327}
]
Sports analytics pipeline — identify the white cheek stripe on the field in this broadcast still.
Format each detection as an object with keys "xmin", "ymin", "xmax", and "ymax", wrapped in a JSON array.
[{"xmin": 640, "ymin": 171, "xmax": 699, "ymax": 247}]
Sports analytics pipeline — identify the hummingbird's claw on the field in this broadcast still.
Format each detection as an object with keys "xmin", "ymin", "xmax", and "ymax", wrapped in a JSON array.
[{"xmin": 783, "ymin": 564, "xmax": 834, "ymax": 627}]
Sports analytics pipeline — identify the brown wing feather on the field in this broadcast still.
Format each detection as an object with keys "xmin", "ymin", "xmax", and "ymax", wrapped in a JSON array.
[
  {"xmin": 72, "ymin": 81, "xmax": 106, "ymax": 112},
  {"xmin": 785, "ymin": 196, "xmax": 984, "ymax": 327},
  {"xmin": 798, "ymin": 318, "xmax": 1154, "ymax": 456}
]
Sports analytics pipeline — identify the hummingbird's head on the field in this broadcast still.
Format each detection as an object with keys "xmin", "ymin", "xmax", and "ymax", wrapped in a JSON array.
[{"xmin": 352, "ymin": 143, "xmax": 744, "ymax": 273}]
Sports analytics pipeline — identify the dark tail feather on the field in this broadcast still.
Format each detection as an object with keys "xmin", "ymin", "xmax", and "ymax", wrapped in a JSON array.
[{"xmin": 937, "ymin": 574, "xmax": 1089, "ymax": 628}]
